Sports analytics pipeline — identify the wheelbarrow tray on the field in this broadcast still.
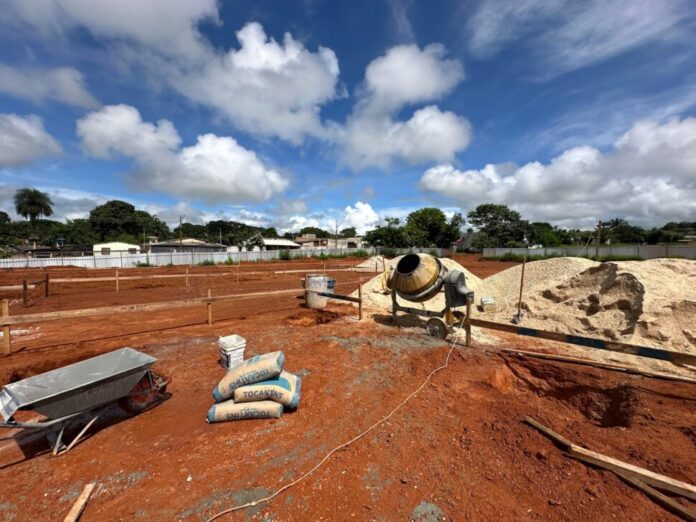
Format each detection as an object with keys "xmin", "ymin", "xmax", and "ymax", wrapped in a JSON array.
[{"xmin": 0, "ymin": 347, "xmax": 157, "ymax": 422}]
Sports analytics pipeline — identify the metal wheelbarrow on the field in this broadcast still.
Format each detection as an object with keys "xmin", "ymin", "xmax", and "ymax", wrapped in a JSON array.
[{"xmin": 0, "ymin": 347, "xmax": 167, "ymax": 455}]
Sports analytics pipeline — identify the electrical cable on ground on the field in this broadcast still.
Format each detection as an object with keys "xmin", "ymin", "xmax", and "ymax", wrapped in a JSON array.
[{"xmin": 206, "ymin": 316, "xmax": 466, "ymax": 521}]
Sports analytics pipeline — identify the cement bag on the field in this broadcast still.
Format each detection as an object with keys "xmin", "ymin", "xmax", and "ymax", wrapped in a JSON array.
[
  {"xmin": 233, "ymin": 371, "xmax": 301, "ymax": 409},
  {"xmin": 206, "ymin": 400, "xmax": 282, "ymax": 423},
  {"xmin": 212, "ymin": 351, "xmax": 285, "ymax": 402}
]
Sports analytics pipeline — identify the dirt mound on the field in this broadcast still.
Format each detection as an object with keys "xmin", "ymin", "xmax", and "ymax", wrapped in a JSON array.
[{"xmin": 497, "ymin": 259, "xmax": 696, "ymax": 356}]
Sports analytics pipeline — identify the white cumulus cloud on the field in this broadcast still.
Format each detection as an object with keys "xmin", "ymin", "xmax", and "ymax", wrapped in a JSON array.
[
  {"xmin": 420, "ymin": 117, "xmax": 696, "ymax": 228},
  {"xmin": 77, "ymin": 105, "xmax": 289, "ymax": 204},
  {"xmin": 172, "ymin": 22, "xmax": 340, "ymax": 143},
  {"xmin": 0, "ymin": 65, "xmax": 99, "ymax": 108},
  {"xmin": 339, "ymin": 43, "xmax": 471, "ymax": 169},
  {"xmin": 5, "ymin": 3, "xmax": 339, "ymax": 143},
  {"xmin": 0, "ymin": 114, "xmax": 62, "ymax": 167}
]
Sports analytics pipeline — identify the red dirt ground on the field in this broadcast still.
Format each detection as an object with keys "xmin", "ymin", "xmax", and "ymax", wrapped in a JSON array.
[{"xmin": 0, "ymin": 257, "xmax": 693, "ymax": 521}]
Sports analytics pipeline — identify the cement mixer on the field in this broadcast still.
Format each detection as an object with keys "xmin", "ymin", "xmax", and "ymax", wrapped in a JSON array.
[{"xmin": 387, "ymin": 253, "xmax": 474, "ymax": 339}]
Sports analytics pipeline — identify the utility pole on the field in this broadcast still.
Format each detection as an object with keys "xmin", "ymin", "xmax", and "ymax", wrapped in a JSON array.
[
  {"xmin": 179, "ymin": 214, "xmax": 185, "ymax": 251},
  {"xmin": 595, "ymin": 220, "xmax": 602, "ymax": 259}
]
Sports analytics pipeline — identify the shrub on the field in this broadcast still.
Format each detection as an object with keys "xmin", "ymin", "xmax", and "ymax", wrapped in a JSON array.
[
  {"xmin": 378, "ymin": 247, "xmax": 398, "ymax": 258},
  {"xmin": 224, "ymin": 256, "xmax": 236, "ymax": 265},
  {"xmin": 278, "ymin": 249, "xmax": 291, "ymax": 261},
  {"xmin": 135, "ymin": 262, "xmax": 154, "ymax": 267},
  {"xmin": 198, "ymin": 259, "xmax": 215, "ymax": 266},
  {"xmin": 353, "ymin": 249, "xmax": 370, "ymax": 259}
]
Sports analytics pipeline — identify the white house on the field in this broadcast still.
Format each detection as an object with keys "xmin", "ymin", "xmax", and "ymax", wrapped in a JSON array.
[
  {"xmin": 262, "ymin": 238, "xmax": 301, "ymax": 251},
  {"xmin": 93, "ymin": 241, "xmax": 140, "ymax": 256}
]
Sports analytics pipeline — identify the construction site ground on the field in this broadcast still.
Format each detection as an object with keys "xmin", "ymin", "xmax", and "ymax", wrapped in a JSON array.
[{"xmin": 0, "ymin": 255, "xmax": 694, "ymax": 521}]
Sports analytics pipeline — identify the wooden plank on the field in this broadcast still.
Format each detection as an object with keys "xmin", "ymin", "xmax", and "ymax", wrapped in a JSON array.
[
  {"xmin": 1, "ymin": 287, "xmax": 308, "ymax": 326},
  {"xmin": 63, "ymin": 482, "xmax": 95, "ymax": 522},
  {"xmin": 466, "ymin": 317, "xmax": 696, "ymax": 366},
  {"xmin": 2, "ymin": 299, "xmax": 9, "ymax": 355},
  {"xmin": 523, "ymin": 416, "xmax": 572, "ymax": 449},
  {"xmin": 569, "ymin": 445, "xmax": 696, "ymax": 501},
  {"xmin": 22, "ymin": 280, "xmax": 28, "ymax": 307},
  {"xmin": 502, "ymin": 349, "xmax": 696, "ymax": 384},
  {"xmin": 525, "ymin": 416, "xmax": 696, "ymax": 501},
  {"xmin": 207, "ymin": 288, "xmax": 213, "ymax": 325},
  {"xmin": 115, "ymin": 269, "xmax": 119, "ymax": 292},
  {"xmin": 615, "ymin": 474, "xmax": 696, "ymax": 522}
]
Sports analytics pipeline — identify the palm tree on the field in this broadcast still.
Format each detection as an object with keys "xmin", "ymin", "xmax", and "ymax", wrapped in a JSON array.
[{"xmin": 14, "ymin": 188, "xmax": 54, "ymax": 223}]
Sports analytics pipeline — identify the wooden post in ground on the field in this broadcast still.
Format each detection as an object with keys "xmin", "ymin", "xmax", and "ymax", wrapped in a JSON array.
[
  {"xmin": 2, "ymin": 299, "xmax": 10, "ymax": 355},
  {"xmin": 358, "ymin": 283, "xmax": 363, "ymax": 321},
  {"xmin": 185, "ymin": 266, "xmax": 189, "ymax": 287},
  {"xmin": 236, "ymin": 265, "xmax": 239, "ymax": 283},
  {"xmin": 45, "ymin": 273, "xmax": 49, "ymax": 297},
  {"xmin": 22, "ymin": 280, "xmax": 28, "ymax": 307},
  {"xmin": 323, "ymin": 262, "xmax": 326, "ymax": 275},
  {"xmin": 115, "ymin": 269, "xmax": 119, "ymax": 292},
  {"xmin": 207, "ymin": 288, "xmax": 213, "ymax": 325},
  {"xmin": 465, "ymin": 301, "xmax": 472, "ymax": 347}
]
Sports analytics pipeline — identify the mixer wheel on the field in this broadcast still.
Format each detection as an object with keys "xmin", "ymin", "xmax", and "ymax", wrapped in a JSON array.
[{"xmin": 425, "ymin": 317, "xmax": 449, "ymax": 339}]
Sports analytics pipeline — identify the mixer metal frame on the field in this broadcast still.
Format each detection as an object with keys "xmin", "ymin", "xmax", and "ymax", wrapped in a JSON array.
[{"xmin": 390, "ymin": 288, "xmax": 464, "ymax": 339}]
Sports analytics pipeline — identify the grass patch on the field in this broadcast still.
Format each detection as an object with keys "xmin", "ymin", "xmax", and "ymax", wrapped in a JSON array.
[{"xmin": 198, "ymin": 259, "xmax": 216, "ymax": 266}]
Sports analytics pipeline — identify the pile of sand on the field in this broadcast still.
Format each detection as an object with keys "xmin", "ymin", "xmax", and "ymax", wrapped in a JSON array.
[
  {"xmin": 353, "ymin": 256, "xmax": 389, "ymax": 271},
  {"xmin": 484, "ymin": 257, "xmax": 598, "ymax": 308},
  {"xmin": 498, "ymin": 259, "xmax": 696, "ymax": 356}
]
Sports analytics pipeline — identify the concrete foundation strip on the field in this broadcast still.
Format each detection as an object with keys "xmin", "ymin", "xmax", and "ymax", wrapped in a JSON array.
[{"xmin": 524, "ymin": 416, "xmax": 696, "ymax": 505}]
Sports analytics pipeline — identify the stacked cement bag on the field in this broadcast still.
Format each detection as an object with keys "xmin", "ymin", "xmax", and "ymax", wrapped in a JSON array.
[{"xmin": 207, "ymin": 351, "xmax": 302, "ymax": 423}]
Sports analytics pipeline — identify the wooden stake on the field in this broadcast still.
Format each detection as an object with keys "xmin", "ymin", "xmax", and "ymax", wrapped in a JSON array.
[
  {"xmin": 358, "ymin": 283, "xmax": 363, "ymax": 321},
  {"xmin": 63, "ymin": 482, "xmax": 95, "ymax": 522},
  {"xmin": 323, "ymin": 262, "xmax": 326, "ymax": 274},
  {"xmin": 22, "ymin": 280, "xmax": 28, "ymax": 307},
  {"xmin": 44, "ymin": 273, "xmax": 49, "ymax": 297},
  {"xmin": 515, "ymin": 258, "xmax": 526, "ymax": 320},
  {"xmin": 236, "ymin": 265, "xmax": 239, "ymax": 283},
  {"xmin": 207, "ymin": 288, "xmax": 213, "ymax": 325},
  {"xmin": 2, "ymin": 299, "xmax": 10, "ymax": 355},
  {"xmin": 465, "ymin": 301, "xmax": 472, "ymax": 347},
  {"xmin": 185, "ymin": 266, "xmax": 189, "ymax": 287},
  {"xmin": 115, "ymin": 269, "xmax": 119, "ymax": 293}
]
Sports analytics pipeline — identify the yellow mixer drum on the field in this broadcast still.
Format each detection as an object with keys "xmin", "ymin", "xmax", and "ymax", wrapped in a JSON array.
[{"xmin": 390, "ymin": 253, "xmax": 447, "ymax": 302}]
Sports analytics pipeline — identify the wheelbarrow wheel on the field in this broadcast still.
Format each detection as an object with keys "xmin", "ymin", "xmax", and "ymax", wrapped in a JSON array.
[{"xmin": 120, "ymin": 371, "xmax": 167, "ymax": 413}]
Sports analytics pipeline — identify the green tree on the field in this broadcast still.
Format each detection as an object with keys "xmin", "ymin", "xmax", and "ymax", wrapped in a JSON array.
[
  {"xmin": 299, "ymin": 226, "xmax": 330, "ymax": 238},
  {"xmin": 404, "ymin": 208, "xmax": 460, "ymax": 247},
  {"xmin": 89, "ymin": 200, "xmax": 138, "ymax": 240},
  {"xmin": 384, "ymin": 217, "xmax": 400, "ymax": 228},
  {"xmin": 339, "ymin": 227, "xmax": 357, "ymax": 238},
  {"xmin": 262, "ymin": 227, "xmax": 279, "ymax": 238},
  {"xmin": 527, "ymin": 222, "xmax": 561, "ymax": 246},
  {"xmin": 135, "ymin": 210, "xmax": 170, "ymax": 242},
  {"xmin": 0, "ymin": 210, "xmax": 10, "ymax": 224},
  {"xmin": 468, "ymin": 204, "xmax": 528, "ymax": 248},
  {"xmin": 363, "ymin": 226, "xmax": 409, "ymax": 248},
  {"xmin": 14, "ymin": 188, "xmax": 54, "ymax": 222}
]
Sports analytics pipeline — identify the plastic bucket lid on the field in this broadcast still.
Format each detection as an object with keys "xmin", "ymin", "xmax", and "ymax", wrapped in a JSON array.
[{"xmin": 219, "ymin": 334, "xmax": 246, "ymax": 351}]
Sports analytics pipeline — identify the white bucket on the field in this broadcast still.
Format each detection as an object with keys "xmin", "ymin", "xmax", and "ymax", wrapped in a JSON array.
[{"xmin": 218, "ymin": 334, "xmax": 246, "ymax": 370}]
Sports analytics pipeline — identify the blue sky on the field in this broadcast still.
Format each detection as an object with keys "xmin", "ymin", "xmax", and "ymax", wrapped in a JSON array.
[{"xmin": 1, "ymin": 0, "xmax": 695, "ymax": 233}]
